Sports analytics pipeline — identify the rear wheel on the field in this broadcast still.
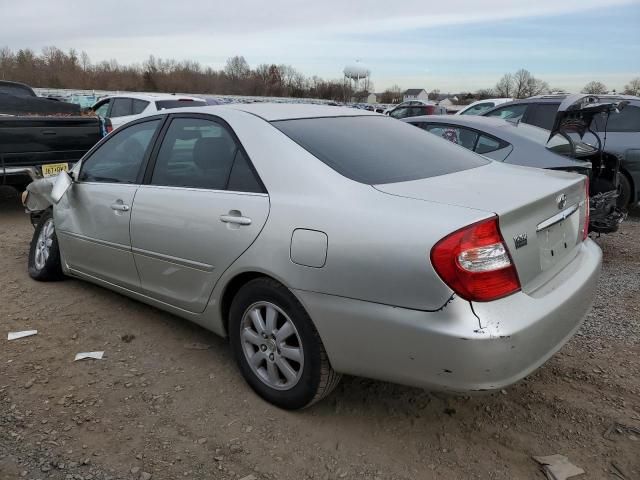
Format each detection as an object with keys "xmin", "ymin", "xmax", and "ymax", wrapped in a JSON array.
[
  {"xmin": 617, "ymin": 172, "xmax": 632, "ymax": 208},
  {"xmin": 28, "ymin": 210, "xmax": 64, "ymax": 281},
  {"xmin": 229, "ymin": 278, "xmax": 340, "ymax": 409}
]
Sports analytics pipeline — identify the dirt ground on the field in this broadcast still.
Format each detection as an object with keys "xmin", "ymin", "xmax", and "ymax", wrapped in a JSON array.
[{"xmin": 0, "ymin": 187, "xmax": 638, "ymax": 480}]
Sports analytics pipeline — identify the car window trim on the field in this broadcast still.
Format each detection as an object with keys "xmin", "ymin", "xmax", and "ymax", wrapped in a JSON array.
[
  {"xmin": 142, "ymin": 112, "xmax": 267, "ymax": 194},
  {"xmin": 77, "ymin": 115, "xmax": 167, "ymax": 185}
]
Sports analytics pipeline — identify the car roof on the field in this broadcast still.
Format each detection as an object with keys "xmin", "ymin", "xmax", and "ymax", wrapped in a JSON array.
[
  {"xmin": 102, "ymin": 93, "xmax": 204, "ymax": 101},
  {"xmin": 206, "ymin": 103, "xmax": 380, "ymax": 121},
  {"xmin": 488, "ymin": 94, "xmax": 640, "ymax": 106}
]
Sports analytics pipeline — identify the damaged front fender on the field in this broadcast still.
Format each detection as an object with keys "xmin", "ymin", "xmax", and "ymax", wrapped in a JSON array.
[{"xmin": 23, "ymin": 171, "xmax": 73, "ymax": 212}]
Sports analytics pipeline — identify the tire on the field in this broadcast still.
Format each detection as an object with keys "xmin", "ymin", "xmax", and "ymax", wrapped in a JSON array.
[
  {"xmin": 229, "ymin": 278, "xmax": 341, "ymax": 409},
  {"xmin": 617, "ymin": 172, "xmax": 632, "ymax": 209},
  {"xmin": 28, "ymin": 210, "xmax": 64, "ymax": 281}
]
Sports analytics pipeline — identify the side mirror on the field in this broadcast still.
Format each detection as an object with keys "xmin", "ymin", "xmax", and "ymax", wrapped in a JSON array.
[{"xmin": 50, "ymin": 171, "xmax": 73, "ymax": 204}]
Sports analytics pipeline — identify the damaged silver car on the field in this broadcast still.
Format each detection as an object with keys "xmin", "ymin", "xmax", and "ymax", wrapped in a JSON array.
[{"xmin": 23, "ymin": 104, "xmax": 601, "ymax": 409}]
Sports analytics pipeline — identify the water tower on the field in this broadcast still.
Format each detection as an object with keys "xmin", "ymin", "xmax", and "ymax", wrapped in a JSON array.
[{"xmin": 343, "ymin": 62, "xmax": 370, "ymax": 92}]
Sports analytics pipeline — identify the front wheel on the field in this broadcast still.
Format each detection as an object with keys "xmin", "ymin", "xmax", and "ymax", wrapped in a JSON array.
[
  {"xmin": 28, "ymin": 210, "xmax": 64, "ymax": 281},
  {"xmin": 229, "ymin": 278, "xmax": 341, "ymax": 409}
]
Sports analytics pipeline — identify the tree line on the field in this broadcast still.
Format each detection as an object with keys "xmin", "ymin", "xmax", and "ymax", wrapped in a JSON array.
[
  {"xmin": 0, "ymin": 46, "xmax": 358, "ymax": 101},
  {"xmin": 1, "ymin": 47, "xmax": 639, "ymax": 103}
]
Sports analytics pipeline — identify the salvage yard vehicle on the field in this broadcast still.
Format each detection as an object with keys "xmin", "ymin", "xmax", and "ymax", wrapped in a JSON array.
[
  {"xmin": 91, "ymin": 93, "xmax": 207, "ymax": 134},
  {"xmin": 483, "ymin": 94, "xmax": 640, "ymax": 207},
  {"xmin": 0, "ymin": 81, "xmax": 102, "ymax": 191},
  {"xmin": 455, "ymin": 98, "xmax": 513, "ymax": 116},
  {"xmin": 403, "ymin": 98, "xmax": 626, "ymax": 233},
  {"xmin": 23, "ymin": 104, "xmax": 601, "ymax": 410},
  {"xmin": 386, "ymin": 102, "xmax": 447, "ymax": 119}
]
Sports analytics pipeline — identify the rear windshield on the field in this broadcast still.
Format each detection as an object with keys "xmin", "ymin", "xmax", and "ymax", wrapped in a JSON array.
[
  {"xmin": 155, "ymin": 99, "xmax": 207, "ymax": 110},
  {"xmin": 272, "ymin": 116, "xmax": 488, "ymax": 184}
]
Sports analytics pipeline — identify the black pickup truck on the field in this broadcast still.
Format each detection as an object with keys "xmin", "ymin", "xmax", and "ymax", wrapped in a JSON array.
[{"xmin": 0, "ymin": 81, "xmax": 101, "ymax": 191}]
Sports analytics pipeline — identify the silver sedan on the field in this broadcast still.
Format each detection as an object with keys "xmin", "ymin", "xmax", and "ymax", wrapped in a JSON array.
[{"xmin": 24, "ymin": 104, "xmax": 601, "ymax": 409}]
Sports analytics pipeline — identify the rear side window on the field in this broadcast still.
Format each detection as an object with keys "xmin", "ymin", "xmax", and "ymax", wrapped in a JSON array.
[
  {"xmin": 475, "ymin": 135, "xmax": 502, "ymax": 154},
  {"xmin": 150, "ymin": 117, "xmax": 263, "ymax": 192},
  {"xmin": 227, "ymin": 150, "xmax": 264, "ymax": 193},
  {"xmin": 424, "ymin": 124, "xmax": 479, "ymax": 150},
  {"xmin": 526, "ymin": 104, "xmax": 559, "ymax": 129},
  {"xmin": 592, "ymin": 105, "xmax": 640, "ymax": 132},
  {"xmin": 272, "ymin": 116, "xmax": 488, "ymax": 184},
  {"xmin": 110, "ymin": 98, "xmax": 133, "ymax": 117},
  {"xmin": 155, "ymin": 99, "xmax": 207, "ymax": 110},
  {"xmin": 132, "ymin": 99, "xmax": 149, "ymax": 115}
]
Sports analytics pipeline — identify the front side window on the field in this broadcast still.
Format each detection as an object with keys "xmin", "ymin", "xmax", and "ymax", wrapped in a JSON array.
[
  {"xmin": 150, "ymin": 117, "xmax": 263, "ymax": 192},
  {"xmin": 461, "ymin": 102, "xmax": 494, "ymax": 115},
  {"xmin": 272, "ymin": 116, "xmax": 488, "ymax": 184},
  {"xmin": 485, "ymin": 104, "xmax": 527, "ymax": 121},
  {"xmin": 79, "ymin": 119, "xmax": 160, "ymax": 183},
  {"xmin": 93, "ymin": 100, "xmax": 110, "ymax": 118},
  {"xmin": 110, "ymin": 98, "xmax": 133, "ymax": 117}
]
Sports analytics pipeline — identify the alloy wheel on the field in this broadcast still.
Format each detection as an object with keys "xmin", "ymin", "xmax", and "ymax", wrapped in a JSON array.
[
  {"xmin": 240, "ymin": 301, "xmax": 304, "ymax": 390},
  {"xmin": 34, "ymin": 218, "xmax": 55, "ymax": 271}
]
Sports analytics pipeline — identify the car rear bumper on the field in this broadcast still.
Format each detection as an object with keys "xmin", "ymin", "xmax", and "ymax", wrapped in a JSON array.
[{"xmin": 295, "ymin": 239, "xmax": 601, "ymax": 392}]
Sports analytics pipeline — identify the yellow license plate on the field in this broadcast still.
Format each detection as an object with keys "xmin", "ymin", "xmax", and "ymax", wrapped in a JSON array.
[{"xmin": 42, "ymin": 163, "xmax": 69, "ymax": 177}]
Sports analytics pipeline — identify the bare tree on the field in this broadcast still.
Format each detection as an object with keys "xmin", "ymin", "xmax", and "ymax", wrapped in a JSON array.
[
  {"xmin": 428, "ymin": 89, "xmax": 440, "ymax": 101},
  {"xmin": 581, "ymin": 81, "xmax": 608, "ymax": 94},
  {"xmin": 623, "ymin": 77, "xmax": 640, "ymax": 96},
  {"xmin": 494, "ymin": 73, "xmax": 514, "ymax": 97},
  {"xmin": 475, "ymin": 88, "xmax": 494, "ymax": 100},
  {"xmin": 224, "ymin": 55, "xmax": 250, "ymax": 81},
  {"xmin": 495, "ymin": 69, "xmax": 548, "ymax": 99}
]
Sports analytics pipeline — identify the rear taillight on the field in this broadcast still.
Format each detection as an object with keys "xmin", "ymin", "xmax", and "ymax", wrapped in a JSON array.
[
  {"xmin": 430, "ymin": 217, "xmax": 521, "ymax": 302},
  {"xmin": 583, "ymin": 180, "xmax": 590, "ymax": 240},
  {"xmin": 105, "ymin": 119, "xmax": 113, "ymax": 135}
]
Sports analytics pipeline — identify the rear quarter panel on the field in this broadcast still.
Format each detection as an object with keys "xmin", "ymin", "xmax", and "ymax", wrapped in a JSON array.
[{"xmin": 203, "ymin": 109, "xmax": 492, "ymax": 314}]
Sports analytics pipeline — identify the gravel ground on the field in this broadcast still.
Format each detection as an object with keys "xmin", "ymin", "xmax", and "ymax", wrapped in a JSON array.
[{"xmin": 0, "ymin": 186, "xmax": 638, "ymax": 480}]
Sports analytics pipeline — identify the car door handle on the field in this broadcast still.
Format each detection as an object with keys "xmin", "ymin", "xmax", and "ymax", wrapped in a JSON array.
[
  {"xmin": 220, "ymin": 214, "xmax": 251, "ymax": 226},
  {"xmin": 110, "ymin": 203, "xmax": 130, "ymax": 212}
]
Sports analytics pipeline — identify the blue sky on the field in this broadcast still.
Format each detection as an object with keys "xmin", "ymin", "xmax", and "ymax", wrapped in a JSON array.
[
  {"xmin": 1, "ymin": 0, "xmax": 639, "ymax": 92},
  {"xmin": 317, "ymin": 2, "xmax": 640, "ymax": 92}
]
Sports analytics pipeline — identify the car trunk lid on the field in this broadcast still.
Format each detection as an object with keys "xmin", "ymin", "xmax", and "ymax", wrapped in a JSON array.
[{"xmin": 374, "ymin": 162, "xmax": 588, "ymax": 295}]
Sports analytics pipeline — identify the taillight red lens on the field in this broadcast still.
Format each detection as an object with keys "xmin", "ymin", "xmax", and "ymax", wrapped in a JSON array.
[
  {"xmin": 583, "ymin": 180, "xmax": 590, "ymax": 240},
  {"xmin": 430, "ymin": 217, "xmax": 521, "ymax": 302}
]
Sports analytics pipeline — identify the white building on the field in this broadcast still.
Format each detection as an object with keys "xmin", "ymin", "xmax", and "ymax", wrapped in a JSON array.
[{"xmin": 403, "ymin": 89, "xmax": 428, "ymax": 102}]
